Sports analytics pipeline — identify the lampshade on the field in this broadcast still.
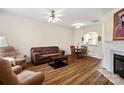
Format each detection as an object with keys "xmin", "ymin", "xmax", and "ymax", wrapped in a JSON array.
[{"xmin": 0, "ymin": 36, "xmax": 8, "ymax": 47}]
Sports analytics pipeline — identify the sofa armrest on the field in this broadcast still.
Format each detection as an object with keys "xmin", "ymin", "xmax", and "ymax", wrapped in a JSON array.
[
  {"xmin": 31, "ymin": 52, "xmax": 41, "ymax": 64},
  {"xmin": 20, "ymin": 72, "xmax": 44, "ymax": 85},
  {"xmin": 12, "ymin": 65, "xmax": 23, "ymax": 74},
  {"xmin": 59, "ymin": 50, "xmax": 65, "ymax": 55}
]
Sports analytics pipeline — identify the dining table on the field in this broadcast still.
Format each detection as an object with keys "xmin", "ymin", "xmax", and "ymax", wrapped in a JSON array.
[{"xmin": 75, "ymin": 48, "xmax": 83, "ymax": 58}]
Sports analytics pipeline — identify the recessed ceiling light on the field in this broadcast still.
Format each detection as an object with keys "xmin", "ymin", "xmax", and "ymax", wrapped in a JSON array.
[
  {"xmin": 72, "ymin": 23, "xmax": 86, "ymax": 29},
  {"xmin": 75, "ymin": 25, "xmax": 80, "ymax": 29}
]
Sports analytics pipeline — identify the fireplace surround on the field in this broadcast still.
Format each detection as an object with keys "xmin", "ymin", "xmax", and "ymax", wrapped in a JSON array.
[
  {"xmin": 102, "ymin": 41, "xmax": 124, "ymax": 72},
  {"xmin": 114, "ymin": 54, "xmax": 124, "ymax": 79}
]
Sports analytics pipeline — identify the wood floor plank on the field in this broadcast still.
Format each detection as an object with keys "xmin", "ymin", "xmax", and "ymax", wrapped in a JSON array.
[{"xmin": 25, "ymin": 56, "xmax": 113, "ymax": 85}]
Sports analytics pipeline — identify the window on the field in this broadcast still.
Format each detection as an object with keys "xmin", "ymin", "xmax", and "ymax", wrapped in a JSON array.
[
  {"xmin": 0, "ymin": 36, "xmax": 8, "ymax": 47},
  {"xmin": 83, "ymin": 32, "xmax": 98, "ymax": 45}
]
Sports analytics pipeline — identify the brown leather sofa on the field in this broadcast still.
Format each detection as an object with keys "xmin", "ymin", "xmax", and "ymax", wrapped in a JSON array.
[
  {"xmin": 31, "ymin": 46, "xmax": 65, "ymax": 65},
  {"xmin": 0, "ymin": 46, "xmax": 26, "ymax": 68},
  {"xmin": 0, "ymin": 58, "xmax": 44, "ymax": 85}
]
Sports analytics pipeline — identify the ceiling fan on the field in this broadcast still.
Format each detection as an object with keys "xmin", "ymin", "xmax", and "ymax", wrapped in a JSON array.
[{"xmin": 41, "ymin": 9, "xmax": 63, "ymax": 23}]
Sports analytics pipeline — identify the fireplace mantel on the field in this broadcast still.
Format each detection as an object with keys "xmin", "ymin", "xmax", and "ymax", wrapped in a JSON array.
[{"xmin": 105, "ymin": 41, "xmax": 124, "ymax": 52}]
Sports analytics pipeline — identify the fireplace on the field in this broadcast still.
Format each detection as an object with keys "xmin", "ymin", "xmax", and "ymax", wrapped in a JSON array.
[{"xmin": 114, "ymin": 54, "xmax": 124, "ymax": 79}]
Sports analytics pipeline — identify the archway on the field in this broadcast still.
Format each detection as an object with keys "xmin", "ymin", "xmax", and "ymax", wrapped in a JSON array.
[{"xmin": 83, "ymin": 32, "xmax": 98, "ymax": 45}]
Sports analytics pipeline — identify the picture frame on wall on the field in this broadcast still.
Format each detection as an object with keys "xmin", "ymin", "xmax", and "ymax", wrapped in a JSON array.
[
  {"xmin": 98, "ymin": 36, "xmax": 101, "ymax": 41},
  {"xmin": 82, "ymin": 37, "xmax": 84, "ymax": 41},
  {"xmin": 113, "ymin": 8, "xmax": 124, "ymax": 40}
]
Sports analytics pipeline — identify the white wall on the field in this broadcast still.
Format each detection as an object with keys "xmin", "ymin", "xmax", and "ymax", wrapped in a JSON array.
[
  {"xmin": 74, "ymin": 24, "xmax": 103, "ymax": 59},
  {"xmin": 0, "ymin": 12, "xmax": 74, "ymax": 60},
  {"xmin": 74, "ymin": 28, "xmax": 84, "ymax": 45}
]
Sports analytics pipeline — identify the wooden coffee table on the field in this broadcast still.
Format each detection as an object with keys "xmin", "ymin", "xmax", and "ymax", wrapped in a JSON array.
[{"xmin": 48, "ymin": 55, "xmax": 68, "ymax": 69}]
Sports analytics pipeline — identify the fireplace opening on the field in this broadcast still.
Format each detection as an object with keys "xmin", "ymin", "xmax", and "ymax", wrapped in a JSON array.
[{"xmin": 114, "ymin": 54, "xmax": 124, "ymax": 79}]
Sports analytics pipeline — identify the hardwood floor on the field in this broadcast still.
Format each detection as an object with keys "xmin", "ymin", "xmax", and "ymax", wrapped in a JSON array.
[{"xmin": 26, "ymin": 56, "xmax": 113, "ymax": 85}]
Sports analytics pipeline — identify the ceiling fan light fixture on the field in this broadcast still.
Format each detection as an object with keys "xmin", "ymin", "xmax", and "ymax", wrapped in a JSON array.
[
  {"xmin": 48, "ymin": 16, "xmax": 53, "ymax": 22},
  {"xmin": 52, "ymin": 19, "xmax": 56, "ymax": 23},
  {"xmin": 48, "ymin": 17, "xmax": 57, "ymax": 23},
  {"xmin": 75, "ymin": 25, "xmax": 81, "ymax": 29},
  {"xmin": 55, "ymin": 17, "xmax": 61, "ymax": 21}
]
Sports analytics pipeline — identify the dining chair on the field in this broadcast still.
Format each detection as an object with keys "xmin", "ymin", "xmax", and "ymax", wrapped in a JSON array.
[{"xmin": 70, "ymin": 45, "xmax": 76, "ymax": 57}]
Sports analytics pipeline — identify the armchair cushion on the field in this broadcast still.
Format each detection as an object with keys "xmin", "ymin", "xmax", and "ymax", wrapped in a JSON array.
[
  {"xmin": 16, "ymin": 55, "xmax": 27, "ymax": 58},
  {"xmin": 14, "ymin": 58, "xmax": 26, "ymax": 64},
  {"xmin": 19, "ymin": 72, "xmax": 44, "ymax": 85}
]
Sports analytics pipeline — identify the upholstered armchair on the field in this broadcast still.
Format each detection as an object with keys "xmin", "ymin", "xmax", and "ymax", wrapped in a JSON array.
[
  {"xmin": 0, "ymin": 46, "xmax": 27, "ymax": 67},
  {"xmin": 0, "ymin": 59, "xmax": 44, "ymax": 85}
]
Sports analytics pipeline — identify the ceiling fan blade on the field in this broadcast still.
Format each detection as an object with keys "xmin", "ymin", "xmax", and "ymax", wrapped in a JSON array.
[
  {"xmin": 55, "ymin": 18, "xmax": 62, "ymax": 21},
  {"xmin": 55, "ymin": 14, "xmax": 63, "ymax": 17},
  {"xmin": 40, "ymin": 12, "xmax": 51, "ymax": 16},
  {"xmin": 54, "ymin": 8, "xmax": 65, "ymax": 14},
  {"xmin": 40, "ymin": 16, "xmax": 48, "ymax": 19}
]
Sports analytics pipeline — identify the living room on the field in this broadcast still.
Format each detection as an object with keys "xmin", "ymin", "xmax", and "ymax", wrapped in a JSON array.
[
  {"xmin": 1, "ymin": 0, "xmax": 124, "ymax": 92},
  {"xmin": 1, "ymin": 7, "xmax": 124, "ymax": 85},
  {"xmin": 0, "ymin": 3, "xmax": 124, "ymax": 88},
  {"xmin": 0, "ymin": 8, "xmax": 122, "ymax": 85}
]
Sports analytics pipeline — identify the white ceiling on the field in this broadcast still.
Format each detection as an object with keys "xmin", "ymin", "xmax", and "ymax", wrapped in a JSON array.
[{"xmin": 0, "ymin": 8, "xmax": 113, "ymax": 28}]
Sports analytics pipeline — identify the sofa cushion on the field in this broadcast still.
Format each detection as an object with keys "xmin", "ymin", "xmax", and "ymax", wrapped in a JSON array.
[
  {"xmin": 43, "ymin": 51, "xmax": 54, "ymax": 54},
  {"xmin": 41, "ymin": 53, "xmax": 60, "ymax": 57},
  {"xmin": 31, "ymin": 46, "xmax": 59, "ymax": 54},
  {"xmin": 39, "ymin": 55, "xmax": 48, "ymax": 60}
]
